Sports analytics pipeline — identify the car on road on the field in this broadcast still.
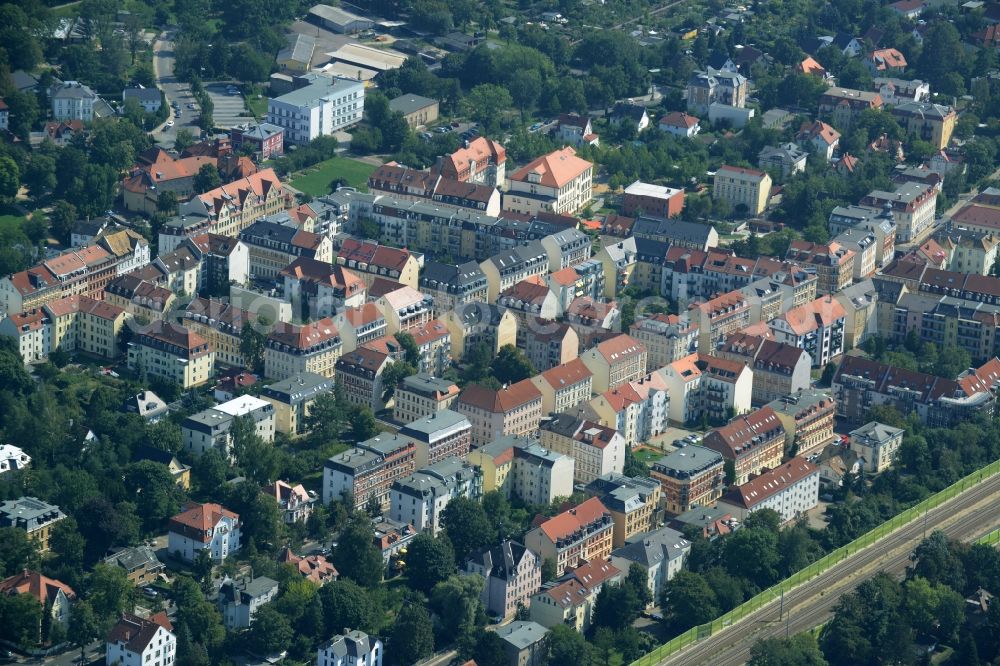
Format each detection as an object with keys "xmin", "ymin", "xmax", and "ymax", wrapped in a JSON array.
[
  {"xmin": 187, "ymin": 103, "xmax": 197, "ymax": 109},
  {"xmin": 165, "ymin": 120, "xmax": 174, "ymax": 128},
  {"xmin": 142, "ymin": 587, "xmax": 158, "ymax": 597},
  {"xmin": 529, "ymin": 122, "xmax": 543, "ymax": 131}
]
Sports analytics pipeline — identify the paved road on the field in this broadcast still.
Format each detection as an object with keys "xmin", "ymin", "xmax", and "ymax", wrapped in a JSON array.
[
  {"xmin": 152, "ymin": 31, "xmax": 201, "ymax": 148},
  {"xmin": 659, "ymin": 471, "xmax": 1000, "ymax": 666}
]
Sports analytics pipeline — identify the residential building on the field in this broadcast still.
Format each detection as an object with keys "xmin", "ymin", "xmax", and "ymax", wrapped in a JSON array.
[
  {"xmin": 936, "ymin": 229, "xmax": 1000, "ymax": 276},
  {"xmin": 323, "ymin": 434, "xmax": 417, "ymax": 512},
  {"xmin": 622, "ymin": 181, "xmax": 685, "ymax": 219},
  {"xmin": 703, "ymin": 406, "xmax": 786, "ymax": 485},
  {"xmin": 850, "ymin": 421, "xmax": 905, "ymax": 473},
  {"xmin": 593, "ymin": 237, "xmax": 637, "ymax": 298},
  {"xmin": 123, "ymin": 86, "xmax": 162, "ymax": 113},
  {"xmin": 580, "ymin": 334, "xmax": 648, "ymax": 393},
  {"xmin": 167, "ymin": 502, "xmax": 241, "ymax": 562},
  {"xmin": 668, "ymin": 506, "xmax": 737, "ymax": 540},
  {"xmin": 555, "ymin": 114, "xmax": 599, "ymax": 147},
  {"xmin": 717, "ymin": 335, "xmax": 812, "ymax": 405},
  {"xmin": 505, "ymin": 438, "xmax": 575, "ymax": 506},
  {"xmin": 389, "ymin": 93, "xmax": 439, "ymax": 127},
  {"xmin": 335, "ymin": 303, "xmax": 388, "ymax": 354},
  {"xmin": 279, "ymin": 548, "xmax": 338, "ymax": 586},
  {"xmin": 758, "ymin": 143, "xmax": 808, "ymax": 180},
  {"xmin": 585, "ymin": 474, "xmax": 662, "ymax": 548},
  {"xmin": 766, "ymin": 390, "xmax": 837, "ymax": 458},
  {"xmin": 835, "ymin": 279, "xmax": 878, "ymax": 350},
  {"xmin": 51, "ymin": 81, "xmax": 97, "ymax": 121},
  {"xmin": 102, "ymin": 546, "xmax": 164, "ymax": 587},
  {"xmin": 712, "ymin": 165, "xmax": 771, "ymax": 216},
  {"xmin": 692, "ymin": 290, "xmax": 752, "ymax": 353},
  {"xmin": 181, "ymin": 395, "xmax": 275, "ymax": 457},
  {"xmin": 264, "ymin": 318, "xmax": 343, "ymax": 380},
  {"xmin": 122, "ymin": 153, "xmax": 218, "ymax": 213},
  {"xmin": 443, "ymin": 303, "xmax": 518, "ymax": 360},
  {"xmin": 784, "ymin": 240, "xmax": 855, "ymax": 295},
  {"xmin": 833, "ymin": 227, "xmax": 878, "ymax": 280},
  {"xmin": 609, "ymin": 102, "xmax": 650, "ymax": 132},
  {"xmin": 832, "ymin": 355, "xmax": 995, "ymax": 426},
  {"xmin": 770, "ymin": 296, "xmax": 847, "ymax": 367},
  {"xmin": 455, "ymin": 380, "xmax": 544, "ymax": 447},
  {"xmin": 0, "ymin": 570, "xmax": 75, "ymax": 636},
  {"xmin": 529, "ymin": 359, "xmax": 594, "ymax": 416},
  {"xmin": 238, "ymin": 221, "xmax": 332, "ymax": 280},
  {"xmin": 104, "ymin": 275, "xmax": 176, "ymax": 321},
  {"xmin": 522, "ymin": 319, "xmax": 579, "ymax": 373},
  {"xmin": 337, "ymin": 239, "xmax": 420, "ymax": 290},
  {"xmin": 796, "ymin": 120, "xmax": 841, "ymax": 161},
  {"xmin": 263, "ymin": 480, "xmax": 317, "ymax": 524},
  {"xmin": 659, "ymin": 111, "xmax": 701, "ymax": 138},
  {"xmin": 495, "ymin": 621, "xmax": 549, "ymax": 666},
  {"xmin": 105, "ymin": 612, "xmax": 175, "ymax": 666},
  {"xmin": 538, "ymin": 415, "xmax": 625, "ymax": 484},
  {"xmin": 393, "ymin": 374, "xmax": 460, "ymax": 423},
  {"xmin": 630, "ymin": 314, "xmax": 699, "ymax": 371},
  {"xmin": 266, "ymin": 74, "xmax": 364, "ymax": 145},
  {"xmin": 218, "ymin": 576, "xmax": 279, "ymax": 629},
  {"xmin": 718, "ymin": 458, "xmax": 820, "ymax": 523},
  {"xmin": 260, "ymin": 372, "xmax": 335, "ymax": 436},
  {"xmin": 419, "ymin": 261, "xmax": 489, "ymax": 314},
  {"xmin": 524, "ymin": 497, "xmax": 614, "ymax": 575},
  {"xmin": 389, "ymin": 457, "xmax": 483, "ymax": 534},
  {"xmin": 464, "ymin": 541, "xmax": 541, "ymax": 620},
  {"xmin": 650, "ymin": 446, "xmax": 725, "ymax": 515},
  {"xmin": 865, "ymin": 48, "xmax": 908, "ymax": 75},
  {"xmin": 0, "ymin": 497, "xmax": 66, "ymax": 551},
  {"xmin": 367, "ymin": 163, "xmax": 502, "ymax": 216},
  {"xmin": 316, "ymin": 630, "xmax": 382, "ymax": 666},
  {"xmin": 529, "ymin": 560, "xmax": 622, "ymax": 632},
  {"xmin": 818, "ymin": 88, "xmax": 883, "ymax": 129},
  {"xmin": 335, "ymin": 347, "xmax": 393, "ymax": 412},
  {"xmin": 891, "ymin": 101, "xmax": 956, "ymax": 150},
  {"xmin": 860, "ymin": 182, "xmax": 938, "ymax": 244},
  {"xmin": 399, "ymin": 409, "xmax": 472, "ymax": 469},
  {"xmin": 0, "ymin": 444, "xmax": 30, "ymax": 475},
  {"xmin": 230, "ymin": 122, "xmax": 285, "ymax": 160},
  {"xmin": 132, "ymin": 446, "xmax": 191, "ymax": 490},
  {"xmin": 435, "ymin": 136, "xmax": 507, "ymax": 189},
  {"xmin": 686, "ymin": 69, "xmax": 749, "ymax": 114},
  {"xmin": 376, "ymin": 286, "xmax": 434, "ymax": 335},
  {"xmin": 505, "ymin": 147, "xmax": 594, "ymax": 216},
  {"xmin": 610, "ymin": 527, "xmax": 691, "ymax": 599}
]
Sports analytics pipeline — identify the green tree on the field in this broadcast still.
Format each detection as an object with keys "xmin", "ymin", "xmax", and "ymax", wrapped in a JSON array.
[
  {"xmin": 224, "ymin": 480, "xmax": 284, "ymax": 550},
  {"xmin": 248, "ymin": 604, "xmax": 293, "ymax": 656},
  {"xmin": 0, "ymin": 592, "xmax": 43, "ymax": 647},
  {"xmin": 749, "ymin": 635, "xmax": 828, "ymax": 666},
  {"xmin": 820, "ymin": 573, "xmax": 911, "ymax": 666},
  {"xmin": 239, "ymin": 321, "xmax": 267, "ymax": 374},
  {"xmin": 68, "ymin": 600, "xmax": 100, "ymax": 662},
  {"xmin": 124, "ymin": 461, "xmax": 182, "ymax": 531},
  {"xmin": 406, "ymin": 533, "xmax": 456, "ymax": 594},
  {"xmin": 349, "ymin": 407, "xmax": 378, "ymax": 443},
  {"xmin": 157, "ymin": 190, "xmax": 179, "ymax": 214},
  {"xmin": 661, "ymin": 571, "xmax": 719, "ymax": 632},
  {"xmin": 174, "ymin": 128, "xmax": 196, "ymax": 152},
  {"xmin": 541, "ymin": 557, "xmax": 558, "ymax": 583},
  {"xmin": 5, "ymin": 91, "xmax": 40, "ymax": 140},
  {"xmin": 442, "ymin": 496, "xmax": 494, "ymax": 564},
  {"xmin": 50, "ymin": 519, "xmax": 86, "ymax": 569},
  {"xmin": 387, "ymin": 604, "xmax": 434, "ymax": 665},
  {"xmin": 193, "ymin": 448, "xmax": 228, "ymax": 493},
  {"xmin": 623, "ymin": 447, "xmax": 649, "ymax": 477},
  {"xmin": 48, "ymin": 201, "xmax": 78, "ymax": 246},
  {"xmin": 0, "ymin": 155, "xmax": 19, "ymax": 202},
  {"xmin": 489, "ymin": 345, "xmax": 536, "ymax": 384},
  {"xmin": 193, "ymin": 163, "xmax": 221, "ymax": 193},
  {"xmin": 318, "ymin": 579, "xmax": 380, "ymax": 636},
  {"xmin": 592, "ymin": 580, "xmax": 641, "ymax": 631},
  {"xmin": 429, "ymin": 574, "xmax": 484, "ymax": 640},
  {"xmin": 88, "ymin": 564, "xmax": 137, "ymax": 628},
  {"xmin": 394, "ymin": 331, "xmax": 421, "ymax": 366},
  {"xmin": 332, "ymin": 514, "xmax": 385, "ymax": 587},
  {"xmin": 381, "ymin": 361, "xmax": 417, "ymax": 402},
  {"xmin": 0, "ymin": 527, "xmax": 36, "ymax": 577},
  {"xmin": 461, "ymin": 84, "xmax": 514, "ymax": 131},
  {"xmin": 545, "ymin": 624, "xmax": 592, "ymax": 665},
  {"xmin": 471, "ymin": 631, "xmax": 510, "ymax": 666}
]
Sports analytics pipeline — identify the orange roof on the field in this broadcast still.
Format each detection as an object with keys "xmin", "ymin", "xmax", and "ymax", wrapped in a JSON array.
[
  {"xmin": 268, "ymin": 318, "xmax": 340, "ymax": 351},
  {"xmin": 779, "ymin": 297, "xmax": 847, "ymax": 336},
  {"xmin": 458, "ymin": 379, "xmax": 542, "ymax": 413},
  {"xmin": 169, "ymin": 502, "xmax": 239, "ymax": 537},
  {"xmin": 500, "ymin": 278, "xmax": 552, "ymax": 304},
  {"xmin": 721, "ymin": 457, "xmax": 818, "ymax": 509},
  {"xmin": 341, "ymin": 303, "xmax": 384, "ymax": 328},
  {"xmin": 0, "ymin": 570, "xmax": 75, "ymax": 606},
  {"xmin": 538, "ymin": 358, "xmax": 592, "ymax": 389},
  {"xmin": 797, "ymin": 57, "xmax": 826, "ymax": 76},
  {"xmin": 669, "ymin": 353, "xmax": 702, "ymax": 381},
  {"xmin": 594, "ymin": 333, "xmax": 646, "ymax": 364},
  {"xmin": 549, "ymin": 266, "xmax": 580, "ymax": 286},
  {"xmin": 798, "ymin": 120, "xmax": 840, "ymax": 146},
  {"xmin": 660, "ymin": 111, "xmax": 700, "ymax": 129},
  {"xmin": 535, "ymin": 497, "xmax": 610, "ymax": 542},
  {"xmin": 509, "ymin": 147, "xmax": 593, "ymax": 189},
  {"xmin": 197, "ymin": 168, "xmax": 282, "ymax": 216},
  {"xmin": 869, "ymin": 48, "xmax": 907, "ymax": 70},
  {"xmin": 409, "ymin": 318, "xmax": 449, "ymax": 345},
  {"xmin": 717, "ymin": 164, "xmax": 767, "ymax": 179}
]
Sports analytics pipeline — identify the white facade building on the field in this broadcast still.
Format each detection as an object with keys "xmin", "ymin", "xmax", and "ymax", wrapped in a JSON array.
[
  {"xmin": 717, "ymin": 458, "xmax": 820, "ymax": 523},
  {"xmin": 267, "ymin": 74, "xmax": 365, "ymax": 145},
  {"xmin": 105, "ymin": 613, "xmax": 176, "ymax": 666},
  {"xmin": 51, "ymin": 81, "xmax": 97, "ymax": 121},
  {"xmin": 0, "ymin": 444, "xmax": 31, "ymax": 474},
  {"xmin": 316, "ymin": 630, "xmax": 383, "ymax": 666},
  {"xmin": 167, "ymin": 502, "xmax": 241, "ymax": 562}
]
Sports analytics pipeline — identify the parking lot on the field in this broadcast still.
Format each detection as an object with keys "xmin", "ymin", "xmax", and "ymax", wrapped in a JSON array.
[{"xmin": 204, "ymin": 83, "xmax": 254, "ymax": 129}]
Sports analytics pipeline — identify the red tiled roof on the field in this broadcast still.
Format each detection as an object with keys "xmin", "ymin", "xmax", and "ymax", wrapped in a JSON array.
[
  {"xmin": 594, "ymin": 333, "xmax": 646, "ymax": 364},
  {"xmin": 538, "ymin": 358, "xmax": 592, "ymax": 389},
  {"xmin": 169, "ymin": 503, "xmax": 238, "ymax": 541},
  {"xmin": 535, "ymin": 497, "xmax": 610, "ymax": 542},
  {"xmin": 0, "ymin": 570, "xmax": 75, "ymax": 606},
  {"xmin": 458, "ymin": 379, "xmax": 542, "ymax": 413},
  {"xmin": 107, "ymin": 613, "xmax": 173, "ymax": 654},
  {"xmin": 721, "ymin": 457, "xmax": 818, "ymax": 509},
  {"xmin": 268, "ymin": 318, "xmax": 340, "ymax": 351}
]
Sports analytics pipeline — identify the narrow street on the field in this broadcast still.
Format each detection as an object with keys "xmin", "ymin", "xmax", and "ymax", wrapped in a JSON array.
[{"xmin": 151, "ymin": 31, "xmax": 201, "ymax": 147}]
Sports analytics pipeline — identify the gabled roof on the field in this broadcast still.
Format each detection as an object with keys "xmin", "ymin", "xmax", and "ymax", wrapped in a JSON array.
[
  {"xmin": 659, "ymin": 111, "xmax": 700, "ymax": 129},
  {"xmin": 107, "ymin": 613, "xmax": 173, "ymax": 654},
  {"xmin": 339, "ymin": 239, "xmax": 413, "ymax": 273},
  {"xmin": 592, "ymin": 334, "xmax": 646, "ymax": 364},
  {"xmin": 0, "ymin": 570, "xmax": 75, "ymax": 606},
  {"xmin": 268, "ymin": 318, "xmax": 340, "ymax": 351},
  {"xmin": 704, "ymin": 406, "xmax": 784, "ymax": 457},
  {"xmin": 720, "ymin": 457, "xmax": 818, "ymax": 509},
  {"xmin": 533, "ymin": 497, "xmax": 610, "ymax": 542},
  {"xmin": 169, "ymin": 502, "xmax": 238, "ymax": 537},
  {"xmin": 458, "ymin": 379, "xmax": 542, "ymax": 413}
]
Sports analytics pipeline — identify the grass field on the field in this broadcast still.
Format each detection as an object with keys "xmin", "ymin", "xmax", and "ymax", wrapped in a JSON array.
[
  {"xmin": 289, "ymin": 157, "xmax": 377, "ymax": 196},
  {"xmin": 0, "ymin": 214, "xmax": 26, "ymax": 232},
  {"xmin": 632, "ymin": 446, "xmax": 663, "ymax": 466}
]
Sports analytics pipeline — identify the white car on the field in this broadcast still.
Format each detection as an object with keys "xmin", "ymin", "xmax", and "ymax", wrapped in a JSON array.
[{"xmin": 165, "ymin": 120, "xmax": 174, "ymax": 128}]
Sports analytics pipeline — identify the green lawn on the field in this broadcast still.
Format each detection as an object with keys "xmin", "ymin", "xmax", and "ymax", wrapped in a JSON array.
[
  {"xmin": 288, "ymin": 157, "xmax": 377, "ymax": 196},
  {"xmin": 0, "ymin": 214, "xmax": 26, "ymax": 232},
  {"xmin": 633, "ymin": 447, "xmax": 662, "ymax": 466}
]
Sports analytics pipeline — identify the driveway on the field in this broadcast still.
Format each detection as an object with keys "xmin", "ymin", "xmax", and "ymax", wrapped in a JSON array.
[
  {"xmin": 152, "ymin": 31, "xmax": 201, "ymax": 148},
  {"xmin": 204, "ymin": 83, "xmax": 254, "ymax": 130}
]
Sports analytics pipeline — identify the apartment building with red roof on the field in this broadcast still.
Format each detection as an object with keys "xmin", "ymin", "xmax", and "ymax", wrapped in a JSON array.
[
  {"xmin": 281, "ymin": 257, "xmax": 366, "ymax": 319},
  {"xmin": 691, "ymin": 290, "xmax": 752, "ymax": 353},
  {"xmin": 335, "ymin": 347, "xmax": 394, "ymax": 412},
  {"xmin": 456, "ymin": 379, "xmax": 544, "ymax": 447},
  {"xmin": 505, "ymin": 147, "xmax": 594, "ymax": 216},
  {"xmin": 717, "ymin": 333, "xmax": 812, "ymax": 405},
  {"xmin": 769, "ymin": 295, "xmax": 847, "ymax": 367},
  {"xmin": 529, "ymin": 358, "xmax": 594, "ymax": 416},
  {"xmin": 580, "ymin": 333, "xmax": 647, "ymax": 393},
  {"xmin": 0, "ymin": 570, "xmax": 76, "ymax": 635},
  {"xmin": 703, "ymin": 406, "xmax": 786, "ymax": 485},
  {"xmin": 524, "ymin": 497, "xmax": 614, "ymax": 575},
  {"xmin": 434, "ymin": 136, "xmax": 507, "ymax": 188},
  {"xmin": 127, "ymin": 321, "xmax": 215, "ymax": 389},
  {"xmin": 337, "ymin": 239, "xmax": 420, "ymax": 289},
  {"xmin": 105, "ymin": 612, "xmax": 175, "ymax": 666},
  {"xmin": 122, "ymin": 154, "xmax": 218, "ymax": 213},
  {"xmin": 264, "ymin": 317, "xmax": 342, "ymax": 380},
  {"xmin": 167, "ymin": 502, "xmax": 241, "ymax": 562},
  {"xmin": 718, "ymin": 457, "xmax": 820, "ymax": 523}
]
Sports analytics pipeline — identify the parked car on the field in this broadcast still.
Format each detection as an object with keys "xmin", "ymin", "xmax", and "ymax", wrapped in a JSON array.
[
  {"xmin": 165, "ymin": 120, "xmax": 174, "ymax": 128},
  {"xmin": 142, "ymin": 587, "xmax": 158, "ymax": 597}
]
